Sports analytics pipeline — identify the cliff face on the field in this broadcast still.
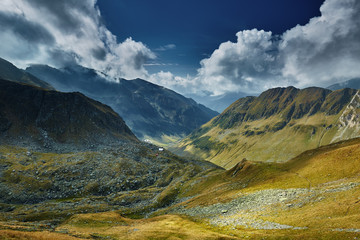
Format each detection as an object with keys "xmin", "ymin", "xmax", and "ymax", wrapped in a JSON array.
[
  {"xmin": 0, "ymin": 79, "xmax": 137, "ymax": 152},
  {"xmin": 173, "ymin": 86, "xmax": 360, "ymax": 168}
]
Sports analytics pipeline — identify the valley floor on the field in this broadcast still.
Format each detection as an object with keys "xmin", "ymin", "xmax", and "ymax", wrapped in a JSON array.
[{"xmin": 1, "ymin": 138, "xmax": 360, "ymax": 239}]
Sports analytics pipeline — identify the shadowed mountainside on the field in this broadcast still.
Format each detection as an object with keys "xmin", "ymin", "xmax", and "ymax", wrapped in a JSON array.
[
  {"xmin": 0, "ymin": 79, "xmax": 137, "ymax": 152},
  {"xmin": 0, "ymin": 57, "xmax": 53, "ymax": 90},
  {"xmin": 26, "ymin": 64, "xmax": 218, "ymax": 143}
]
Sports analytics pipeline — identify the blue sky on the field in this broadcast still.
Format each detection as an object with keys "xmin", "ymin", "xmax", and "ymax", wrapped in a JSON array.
[
  {"xmin": 97, "ymin": 0, "xmax": 324, "ymax": 76},
  {"xmin": 1, "ymin": 0, "xmax": 360, "ymax": 101}
]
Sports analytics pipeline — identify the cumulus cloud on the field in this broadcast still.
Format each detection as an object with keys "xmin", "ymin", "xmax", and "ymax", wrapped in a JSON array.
[
  {"xmin": 190, "ymin": 0, "xmax": 360, "ymax": 95},
  {"xmin": 1, "ymin": 0, "xmax": 359, "ymax": 97},
  {"xmin": 148, "ymin": 71, "xmax": 194, "ymax": 93},
  {"xmin": 0, "ymin": 0, "xmax": 155, "ymax": 79},
  {"xmin": 195, "ymin": 29, "xmax": 284, "ymax": 95},
  {"xmin": 280, "ymin": 0, "xmax": 360, "ymax": 87}
]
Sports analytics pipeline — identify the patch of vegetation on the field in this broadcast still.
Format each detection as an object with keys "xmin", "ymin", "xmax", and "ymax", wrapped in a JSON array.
[
  {"xmin": 189, "ymin": 126, "xmax": 211, "ymax": 140},
  {"xmin": 192, "ymin": 136, "xmax": 224, "ymax": 152},
  {"xmin": 271, "ymin": 121, "xmax": 287, "ymax": 132}
]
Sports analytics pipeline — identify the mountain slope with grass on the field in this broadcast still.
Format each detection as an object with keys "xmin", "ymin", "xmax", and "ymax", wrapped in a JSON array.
[
  {"xmin": 2, "ymin": 137, "xmax": 359, "ymax": 239},
  {"xmin": 0, "ymin": 78, "xmax": 220, "ymax": 233},
  {"xmin": 26, "ymin": 64, "xmax": 218, "ymax": 144},
  {"xmin": 172, "ymin": 86, "xmax": 360, "ymax": 168}
]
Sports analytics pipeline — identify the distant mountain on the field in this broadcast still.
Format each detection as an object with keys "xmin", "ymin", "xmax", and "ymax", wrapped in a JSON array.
[
  {"xmin": 172, "ymin": 86, "xmax": 360, "ymax": 168},
  {"xmin": 327, "ymin": 78, "xmax": 360, "ymax": 90},
  {"xmin": 0, "ymin": 57, "xmax": 53, "ymax": 90},
  {"xmin": 0, "ymin": 79, "xmax": 137, "ymax": 152},
  {"xmin": 26, "ymin": 64, "xmax": 218, "ymax": 143},
  {"xmin": 187, "ymin": 91, "xmax": 250, "ymax": 113}
]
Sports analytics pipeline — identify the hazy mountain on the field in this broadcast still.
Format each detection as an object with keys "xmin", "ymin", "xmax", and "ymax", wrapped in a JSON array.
[
  {"xmin": 172, "ymin": 86, "xmax": 360, "ymax": 168},
  {"xmin": 0, "ymin": 57, "xmax": 54, "ymax": 90},
  {"xmin": 26, "ymin": 64, "xmax": 218, "ymax": 143},
  {"xmin": 0, "ymin": 79, "xmax": 137, "ymax": 152},
  {"xmin": 187, "ymin": 91, "xmax": 250, "ymax": 113},
  {"xmin": 327, "ymin": 78, "xmax": 360, "ymax": 90},
  {"xmin": 0, "ymin": 78, "xmax": 219, "ymax": 225}
]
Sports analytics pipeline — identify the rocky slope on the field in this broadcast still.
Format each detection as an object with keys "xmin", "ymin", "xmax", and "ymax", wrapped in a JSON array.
[
  {"xmin": 0, "ymin": 79, "xmax": 137, "ymax": 152},
  {"xmin": 0, "ymin": 57, "xmax": 53, "ymax": 90},
  {"xmin": 26, "ymin": 64, "xmax": 218, "ymax": 143},
  {"xmin": 172, "ymin": 86, "xmax": 360, "ymax": 168},
  {"xmin": 1, "ymin": 137, "xmax": 359, "ymax": 239}
]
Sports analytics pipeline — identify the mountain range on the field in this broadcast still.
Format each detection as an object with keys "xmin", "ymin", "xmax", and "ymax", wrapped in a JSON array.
[
  {"xmin": 1, "ymin": 56, "xmax": 360, "ymax": 239},
  {"xmin": 172, "ymin": 86, "xmax": 360, "ymax": 168},
  {"xmin": 25, "ymin": 63, "xmax": 218, "ymax": 143}
]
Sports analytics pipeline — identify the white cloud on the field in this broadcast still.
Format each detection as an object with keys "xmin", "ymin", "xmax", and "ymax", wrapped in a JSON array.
[
  {"xmin": 280, "ymin": 0, "xmax": 360, "ymax": 87},
  {"xmin": 178, "ymin": 0, "xmax": 360, "ymax": 96},
  {"xmin": 1, "ymin": 0, "xmax": 359, "ymax": 97},
  {"xmin": 148, "ymin": 71, "xmax": 194, "ymax": 93},
  {"xmin": 0, "ymin": 0, "xmax": 155, "ymax": 80},
  {"xmin": 194, "ymin": 29, "xmax": 286, "ymax": 95}
]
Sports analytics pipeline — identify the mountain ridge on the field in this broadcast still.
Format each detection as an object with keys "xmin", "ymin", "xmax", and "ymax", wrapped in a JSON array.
[
  {"xmin": 26, "ymin": 64, "xmax": 218, "ymax": 143},
  {"xmin": 173, "ymin": 86, "xmax": 360, "ymax": 168},
  {"xmin": 0, "ymin": 57, "xmax": 54, "ymax": 90}
]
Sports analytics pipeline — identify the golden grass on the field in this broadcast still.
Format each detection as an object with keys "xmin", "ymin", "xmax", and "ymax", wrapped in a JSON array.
[
  {"xmin": 0, "ymin": 230, "xmax": 83, "ymax": 240},
  {"xmin": 177, "ymin": 112, "xmax": 350, "ymax": 169},
  {"xmin": 1, "ymin": 138, "xmax": 360, "ymax": 239},
  {"xmin": 58, "ymin": 212, "xmax": 237, "ymax": 239}
]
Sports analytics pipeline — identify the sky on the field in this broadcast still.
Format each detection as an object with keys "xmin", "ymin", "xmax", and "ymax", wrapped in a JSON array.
[
  {"xmin": 97, "ymin": 0, "xmax": 325, "ymax": 76},
  {"xmin": 1, "ymin": 0, "xmax": 360, "ymax": 100}
]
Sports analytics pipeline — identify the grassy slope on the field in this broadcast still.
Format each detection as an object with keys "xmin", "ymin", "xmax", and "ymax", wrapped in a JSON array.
[
  {"xmin": 175, "ymin": 137, "xmax": 360, "ymax": 204},
  {"xmin": 170, "ymin": 138, "xmax": 360, "ymax": 239},
  {"xmin": 174, "ymin": 88, "xmax": 360, "ymax": 169},
  {"xmin": 2, "ymin": 138, "xmax": 359, "ymax": 239}
]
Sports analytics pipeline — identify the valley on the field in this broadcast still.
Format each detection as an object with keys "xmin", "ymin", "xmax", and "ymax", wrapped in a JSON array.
[
  {"xmin": 1, "ymin": 137, "xmax": 359, "ymax": 239},
  {"xmin": 0, "ymin": 58, "xmax": 359, "ymax": 239}
]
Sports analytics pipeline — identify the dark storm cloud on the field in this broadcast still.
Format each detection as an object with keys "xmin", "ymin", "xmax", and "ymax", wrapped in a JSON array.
[
  {"xmin": 0, "ymin": 11, "xmax": 54, "ymax": 44},
  {"xmin": 91, "ymin": 47, "xmax": 107, "ymax": 61},
  {"xmin": 28, "ymin": 0, "xmax": 97, "ymax": 34},
  {"xmin": 48, "ymin": 49, "xmax": 78, "ymax": 67},
  {"xmin": 0, "ymin": 0, "xmax": 155, "ymax": 79}
]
